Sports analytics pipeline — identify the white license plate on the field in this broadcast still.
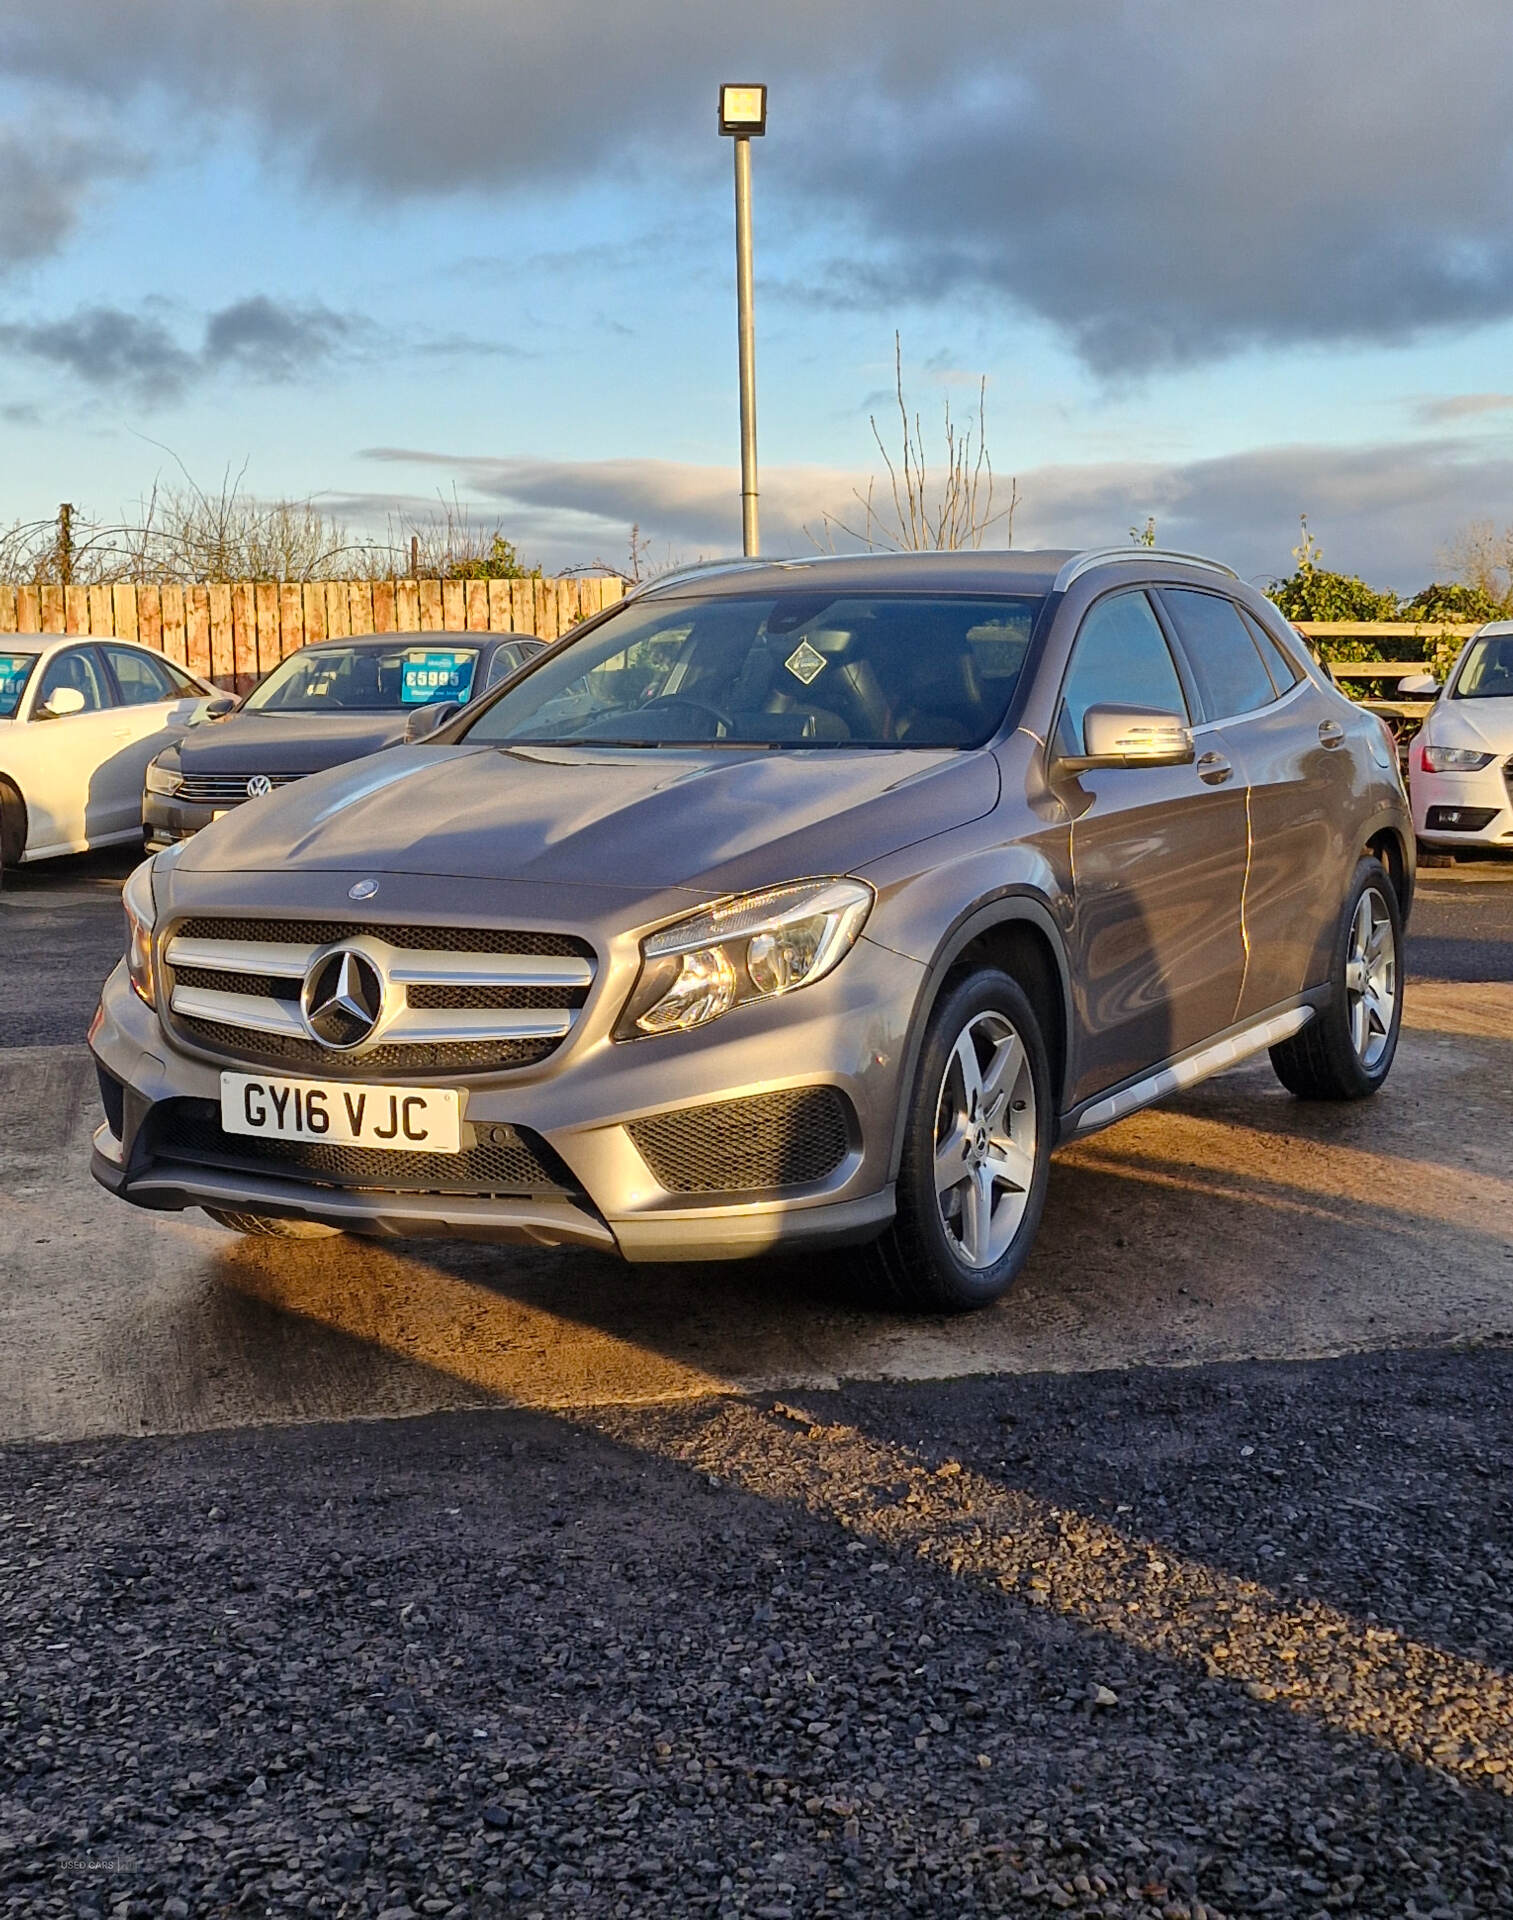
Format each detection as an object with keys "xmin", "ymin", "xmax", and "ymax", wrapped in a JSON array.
[{"xmin": 219, "ymin": 1073, "xmax": 462, "ymax": 1153}]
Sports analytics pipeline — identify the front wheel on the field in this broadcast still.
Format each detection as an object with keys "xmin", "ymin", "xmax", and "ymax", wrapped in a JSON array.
[
  {"xmin": 203, "ymin": 1209, "xmax": 342, "ymax": 1239},
  {"xmin": 1270, "ymin": 857, "xmax": 1403, "ymax": 1099},
  {"xmin": 856, "ymin": 968, "xmax": 1053, "ymax": 1313}
]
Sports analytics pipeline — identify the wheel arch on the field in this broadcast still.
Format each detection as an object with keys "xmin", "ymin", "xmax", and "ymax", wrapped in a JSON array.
[
  {"xmin": 1362, "ymin": 816, "xmax": 1413, "ymax": 923},
  {"xmin": 887, "ymin": 891, "xmax": 1075, "ymax": 1177}
]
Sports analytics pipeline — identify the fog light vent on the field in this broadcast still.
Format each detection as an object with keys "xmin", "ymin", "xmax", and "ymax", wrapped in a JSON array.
[{"xmin": 629, "ymin": 1087, "xmax": 851, "ymax": 1194}]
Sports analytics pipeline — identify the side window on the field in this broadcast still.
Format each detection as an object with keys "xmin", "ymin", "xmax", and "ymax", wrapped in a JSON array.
[
  {"xmin": 1057, "ymin": 591, "xmax": 1189, "ymax": 755},
  {"xmin": 1162, "ymin": 590, "xmax": 1278, "ymax": 719},
  {"xmin": 36, "ymin": 646, "xmax": 111, "ymax": 715},
  {"xmin": 485, "ymin": 644, "xmax": 528, "ymax": 690},
  {"xmin": 163, "ymin": 660, "xmax": 203, "ymax": 695},
  {"xmin": 1239, "ymin": 609, "xmax": 1304, "ymax": 692},
  {"xmin": 103, "ymin": 645, "xmax": 177, "ymax": 705}
]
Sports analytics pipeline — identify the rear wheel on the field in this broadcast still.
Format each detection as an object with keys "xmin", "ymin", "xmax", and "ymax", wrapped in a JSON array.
[
  {"xmin": 1270, "ymin": 857, "xmax": 1402, "ymax": 1099},
  {"xmin": 1415, "ymin": 836, "xmax": 1454, "ymax": 869},
  {"xmin": 857, "ymin": 968, "xmax": 1052, "ymax": 1313},
  {"xmin": 203, "ymin": 1209, "xmax": 342, "ymax": 1239}
]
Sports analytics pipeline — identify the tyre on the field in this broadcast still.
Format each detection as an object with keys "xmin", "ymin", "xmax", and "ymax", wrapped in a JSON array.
[
  {"xmin": 1415, "ymin": 837, "xmax": 1454, "ymax": 869},
  {"xmin": 857, "ymin": 967, "xmax": 1053, "ymax": 1313},
  {"xmin": 203, "ymin": 1209, "xmax": 341, "ymax": 1239},
  {"xmin": 1270, "ymin": 857, "xmax": 1403, "ymax": 1100},
  {"xmin": 0, "ymin": 780, "xmax": 20, "ymax": 891}
]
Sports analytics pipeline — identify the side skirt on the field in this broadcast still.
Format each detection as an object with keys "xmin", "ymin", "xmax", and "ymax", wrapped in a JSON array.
[{"xmin": 1062, "ymin": 994, "xmax": 1325, "ymax": 1139}]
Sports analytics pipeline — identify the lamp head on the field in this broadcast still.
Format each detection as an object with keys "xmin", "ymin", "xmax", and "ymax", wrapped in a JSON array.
[{"xmin": 718, "ymin": 83, "xmax": 767, "ymax": 136}]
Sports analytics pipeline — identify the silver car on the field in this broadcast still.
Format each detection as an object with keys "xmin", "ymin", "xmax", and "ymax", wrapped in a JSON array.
[{"xmin": 90, "ymin": 548, "xmax": 1412, "ymax": 1310}]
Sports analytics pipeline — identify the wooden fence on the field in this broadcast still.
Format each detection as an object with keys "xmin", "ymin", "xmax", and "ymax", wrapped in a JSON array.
[{"xmin": 0, "ymin": 576, "xmax": 625, "ymax": 689}]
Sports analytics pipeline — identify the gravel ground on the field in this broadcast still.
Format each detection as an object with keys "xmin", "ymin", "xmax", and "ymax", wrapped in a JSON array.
[{"xmin": 4, "ymin": 1347, "xmax": 1513, "ymax": 1918}]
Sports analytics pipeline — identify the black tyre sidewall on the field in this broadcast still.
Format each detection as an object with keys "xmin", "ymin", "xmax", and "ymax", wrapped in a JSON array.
[
  {"xmin": 1304, "ymin": 857, "xmax": 1405, "ymax": 1097},
  {"xmin": 894, "ymin": 968, "xmax": 1054, "ymax": 1311}
]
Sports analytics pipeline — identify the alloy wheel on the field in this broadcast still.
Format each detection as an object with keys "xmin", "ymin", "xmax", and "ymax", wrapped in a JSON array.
[
  {"xmin": 1344, "ymin": 885, "xmax": 1397, "ymax": 1070},
  {"xmin": 932, "ymin": 1009, "xmax": 1038, "ymax": 1269}
]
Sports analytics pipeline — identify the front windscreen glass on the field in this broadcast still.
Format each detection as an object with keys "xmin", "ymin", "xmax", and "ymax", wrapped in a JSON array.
[
  {"xmin": 0, "ymin": 651, "xmax": 38, "ymax": 718},
  {"xmin": 462, "ymin": 591, "xmax": 1042, "ymax": 748},
  {"xmin": 244, "ymin": 645, "xmax": 480, "ymax": 712},
  {"xmin": 1450, "ymin": 634, "xmax": 1513, "ymax": 700}
]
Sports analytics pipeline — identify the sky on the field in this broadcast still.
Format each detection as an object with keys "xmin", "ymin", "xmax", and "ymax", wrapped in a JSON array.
[{"xmin": 3, "ymin": 1, "xmax": 1513, "ymax": 590}]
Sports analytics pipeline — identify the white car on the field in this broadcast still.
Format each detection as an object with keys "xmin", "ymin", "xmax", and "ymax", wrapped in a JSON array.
[
  {"xmin": 0, "ymin": 633, "xmax": 217, "ymax": 883},
  {"xmin": 1408, "ymin": 621, "xmax": 1513, "ymax": 859}
]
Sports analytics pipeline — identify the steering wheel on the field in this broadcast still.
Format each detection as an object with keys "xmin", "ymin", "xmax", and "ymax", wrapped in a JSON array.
[{"xmin": 641, "ymin": 695, "xmax": 737, "ymax": 736}]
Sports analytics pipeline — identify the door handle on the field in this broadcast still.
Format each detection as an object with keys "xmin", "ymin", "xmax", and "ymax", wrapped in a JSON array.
[
  {"xmin": 1318, "ymin": 718, "xmax": 1346, "ymax": 748},
  {"xmin": 1196, "ymin": 749, "xmax": 1233, "ymax": 785}
]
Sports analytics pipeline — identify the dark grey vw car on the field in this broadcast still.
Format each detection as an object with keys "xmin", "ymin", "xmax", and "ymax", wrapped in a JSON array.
[
  {"xmin": 142, "ymin": 630, "xmax": 542, "ymax": 852},
  {"xmin": 92, "ymin": 549, "xmax": 1412, "ymax": 1310}
]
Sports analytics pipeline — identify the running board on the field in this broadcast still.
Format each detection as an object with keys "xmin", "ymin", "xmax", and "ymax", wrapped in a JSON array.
[{"xmin": 1074, "ymin": 1006, "xmax": 1314, "ymax": 1134}]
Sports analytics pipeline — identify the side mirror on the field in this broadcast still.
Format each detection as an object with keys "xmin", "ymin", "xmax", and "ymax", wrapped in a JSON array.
[
  {"xmin": 1395, "ymin": 672, "xmax": 1439, "ymax": 697},
  {"xmin": 203, "ymin": 695, "xmax": 238, "ymax": 719},
  {"xmin": 404, "ymin": 699, "xmax": 462, "ymax": 743},
  {"xmin": 1055, "ymin": 704, "xmax": 1195, "ymax": 774},
  {"xmin": 37, "ymin": 686, "xmax": 87, "ymax": 720}
]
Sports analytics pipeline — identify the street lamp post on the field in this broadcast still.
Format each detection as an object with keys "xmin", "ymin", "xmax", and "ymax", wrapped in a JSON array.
[{"xmin": 718, "ymin": 83, "xmax": 766, "ymax": 557}]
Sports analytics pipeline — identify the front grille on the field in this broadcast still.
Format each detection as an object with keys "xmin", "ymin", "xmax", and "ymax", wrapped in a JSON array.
[
  {"xmin": 148, "ymin": 1099, "xmax": 576, "ymax": 1197},
  {"xmin": 176, "ymin": 773, "xmax": 305, "ymax": 806},
  {"xmin": 629, "ymin": 1087, "xmax": 852, "ymax": 1195},
  {"xmin": 162, "ymin": 918, "xmax": 596, "ymax": 1077}
]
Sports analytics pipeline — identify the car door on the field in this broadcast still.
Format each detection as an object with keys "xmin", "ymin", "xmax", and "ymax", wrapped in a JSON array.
[
  {"xmin": 1157, "ymin": 589, "xmax": 1358, "ymax": 1018},
  {"xmin": 20, "ymin": 644, "xmax": 131, "ymax": 850},
  {"xmin": 1052, "ymin": 589, "xmax": 1250, "ymax": 1105},
  {"xmin": 100, "ymin": 644, "xmax": 209, "ymax": 804}
]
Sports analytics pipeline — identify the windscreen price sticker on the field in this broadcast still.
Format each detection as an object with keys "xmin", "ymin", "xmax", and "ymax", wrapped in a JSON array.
[{"xmin": 401, "ymin": 650, "xmax": 476, "ymax": 706}]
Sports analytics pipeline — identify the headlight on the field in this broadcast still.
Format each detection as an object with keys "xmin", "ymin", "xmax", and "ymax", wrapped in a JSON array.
[
  {"xmin": 122, "ymin": 857, "xmax": 159, "ymax": 1007},
  {"xmin": 144, "ymin": 758, "xmax": 183, "ymax": 797},
  {"xmin": 1421, "ymin": 743, "xmax": 1494, "ymax": 772},
  {"xmin": 616, "ymin": 877, "xmax": 874, "ymax": 1039}
]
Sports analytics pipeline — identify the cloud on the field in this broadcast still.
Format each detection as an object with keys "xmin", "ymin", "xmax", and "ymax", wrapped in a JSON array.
[
  {"xmin": 356, "ymin": 435, "xmax": 1513, "ymax": 591},
  {"xmin": 9, "ymin": 3, "xmax": 1513, "ymax": 368},
  {"xmin": 0, "ymin": 116, "xmax": 134, "ymax": 269},
  {"xmin": 1416, "ymin": 393, "xmax": 1513, "ymax": 424},
  {"xmin": 0, "ymin": 296, "xmax": 359, "ymax": 401},
  {"xmin": 0, "ymin": 307, "xmax": 196, "ymax": 400}
]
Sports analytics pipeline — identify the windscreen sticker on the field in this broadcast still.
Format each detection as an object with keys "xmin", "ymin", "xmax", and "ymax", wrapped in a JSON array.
[
  {"xmin": 784, "ymin": 639, "xmax": 826, "ymax": 686},
  {"xmin": 400, "ymin": 649, "xmax": 477, "ymax": 706},
  {"xmin": 0, "ymin": 653, "xmax": 31, "ymax": 713}
]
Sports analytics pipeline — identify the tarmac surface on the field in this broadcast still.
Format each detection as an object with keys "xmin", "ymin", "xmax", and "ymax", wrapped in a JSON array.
[{"xmin": 1, "ymin": 845, "xmax": 1511, "ymax": 1918}]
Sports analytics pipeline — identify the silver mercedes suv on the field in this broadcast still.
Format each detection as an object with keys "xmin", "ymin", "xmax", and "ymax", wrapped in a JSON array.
[{"xmin": 90, "ymin": 548, "xmax": 1412, "ymax": 1310}]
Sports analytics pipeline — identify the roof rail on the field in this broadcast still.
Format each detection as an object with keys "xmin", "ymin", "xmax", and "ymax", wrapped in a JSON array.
[
  {"xmin": 1053, "ymin": 547, "xmax": 1239, "ymax": 592},
  {"xmin": 632, "ymin": 556, "xmax": 774, "ymax": 598}
]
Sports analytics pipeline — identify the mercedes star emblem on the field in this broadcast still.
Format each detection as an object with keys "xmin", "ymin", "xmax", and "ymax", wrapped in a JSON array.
[
  {"xmin": 245, "ymin": 774, "xmax": 273, "ymax": 799},
  {"xmin": 300, "ymin": 947, "xmax": 385, "ymax": 1049},
  {"xmin": 348, "ymin": 878, "xmax": 380, "ymax": 901}
]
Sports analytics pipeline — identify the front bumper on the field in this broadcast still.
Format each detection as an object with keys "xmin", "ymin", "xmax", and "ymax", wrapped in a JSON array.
[
  {"xmin": 1410, "ymin": 759, "xmax": 1513, "ymax": 849},
  {"xmin": 143, "ymin": 792, "xmax": 236, "ymax": 852},
  {"xmin": 88, "ymin": 915, "xmax": 918, "ymax": 1259}
]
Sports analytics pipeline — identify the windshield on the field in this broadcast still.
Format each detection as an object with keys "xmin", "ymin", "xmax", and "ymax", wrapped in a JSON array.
[
  {"xmin": 0, "ymin": 651, "xmax": 38, "ymax": 719},
  {"xmin": 463, "ymin": 591, "xmax": 1042, "ymax": 749},
  {"xmin": 244, "ymin": 644, "xmax": 481, "ymax": 712},
  {"xmin": 1450, "ymin": 634, "xmax": 1513, "ymax": 700}
]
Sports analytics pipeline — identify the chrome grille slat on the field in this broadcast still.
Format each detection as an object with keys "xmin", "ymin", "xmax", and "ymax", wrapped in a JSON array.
[
  {"xmin": 166, "ymin": 937, "xmax": 317, "ymax": 979},
  {"xmin": 161, "ymin": 915, "xmax": 597, "ymax": 1071},
  {"xmin": 385, "ymin": 950, "xmax": 593, "ymax": 989},
  {"xmin": 171, "ymin": 985, "xmax": 307, "ymax": 1038}
]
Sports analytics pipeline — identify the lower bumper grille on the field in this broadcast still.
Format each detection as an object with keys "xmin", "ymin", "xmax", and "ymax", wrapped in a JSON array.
[
  {"xmin": 629, "ymin": 1087, "xmax": 852, "ymax": 1194},
  {"xmin": 146, "ymin": 1099, "xmax": 578, "ymax": 1198}
]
